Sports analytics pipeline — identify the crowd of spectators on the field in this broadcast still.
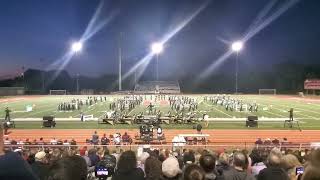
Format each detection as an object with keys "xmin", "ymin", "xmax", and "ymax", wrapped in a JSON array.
[
  {"xmin": 1, "ymin": 128, "xmax": 320, "ymax": 180},
  {"xmin": 3, "ymin": 131, "xmax": 134, "ymax": 147},
  {"xmin": 1, "ymin": 138, "xmax": 320, "ymax": 180}
]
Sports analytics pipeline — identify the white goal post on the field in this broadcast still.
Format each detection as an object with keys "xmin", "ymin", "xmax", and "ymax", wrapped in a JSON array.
[
  {"xmin": 258, "ymin": 89, "xmax": 277, "ymax": 95},
  {"xmin": 49, "ymin": 90, "xmax": 67, "ymax": 95}
]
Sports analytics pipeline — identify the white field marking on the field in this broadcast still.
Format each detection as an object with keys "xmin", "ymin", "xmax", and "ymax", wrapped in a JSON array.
[
  {"xmin": 256, "ymin": 102, "xmax": 308, "ymax": 119},
  {"xmin": 203, "ymin": 102, "xmax": 232, "ymax": 117},
  {"xmin": 262, "ymin": 110, "xmax": 286, "ymax": 118},
  {"xmin": 13, "ymin": 110, "xmax": 28, "ymax": 113},
  {"xmin": 261, "ymin": 103, "xmax": 317, "ymax": 120},
  {"xmin": 21, "ymin": 106, "xmax": 58, "ymax": 117},
  {"xmin": 253, "ymin": 96, "xmax": 320, "ymax": 115},
  {"xmin": 127, "ymin": 108, "xmax": 135, "ymax": 115},
  {"xmin": 265, "ymin": 100, "xmax": 320, "ymax": 118},
  {"xmin": 268, "ymin": 104, "xmax": 319, "ymax": 120},
  {"xmin": 17, "ymin": 99, "xmax": 64, "ymax": 118},
  {"xmin": 1, "ymin": 97, "xmax": 58, "ymax": 112},
  {"xmin": 250, "ymin": 97, "xmax": 320, "ymax": 119},
  {"xmin": 73, "ymin": 103, "xmax": 105, "ymax": 118}
]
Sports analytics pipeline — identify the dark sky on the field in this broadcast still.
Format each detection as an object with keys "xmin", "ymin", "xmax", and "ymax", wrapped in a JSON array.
[{"xmin": 0, "ymin": 0, "xmax": 320, "ymax": 79}]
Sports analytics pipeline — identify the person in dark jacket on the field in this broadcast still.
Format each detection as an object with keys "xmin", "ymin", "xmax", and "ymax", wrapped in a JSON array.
[
  {"xmin": 257, "ymin": 150, "xmax": 289, "ymax": 180},
  {"xmin": 145, "ymin": 156, "xmax": 162, "ymax": 180},
  {"xmin": 200, "ymin": 154, "xmax": 217, "ymax": 180},
  {"xmin": 46, "ymin": 155, "xmax": 87, "ymax": 180},
  {"xmin": 112, "ymin": 150, "xmax": 144, "ymax": 180},
  {"xmin": 31, "ymin": 151, "xmax": 49, "ymax": 180},
  {"xmin": 0, "ymin": 126, "xmax": 38, "ymax": 180},
  {"xmin": 222, "ymin": 152, "xmax": 255, "ymax": 180}
]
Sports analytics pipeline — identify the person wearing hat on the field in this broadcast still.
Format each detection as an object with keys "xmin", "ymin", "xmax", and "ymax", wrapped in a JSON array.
[
  {"xmin": 161, "ymin": 156, "xmax": 182, "ymax": 180},
  {"xmin": 31, "ymin": 151, "xmax": 49, "ymax": 180}
]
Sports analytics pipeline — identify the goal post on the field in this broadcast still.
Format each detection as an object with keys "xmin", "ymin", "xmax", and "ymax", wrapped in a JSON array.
[
  {"xmin": 49, "ymin": 90, "xmax": 67, "ymax": 95},
  {"xmin": 258, "ymin": 89, "xmax": 277, "ymax": 95}
]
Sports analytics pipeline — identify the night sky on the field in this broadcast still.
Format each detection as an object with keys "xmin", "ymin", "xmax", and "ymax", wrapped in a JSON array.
[{"xmin": 0, "ymin": 0, "xmax": 320, "ymax": 80}]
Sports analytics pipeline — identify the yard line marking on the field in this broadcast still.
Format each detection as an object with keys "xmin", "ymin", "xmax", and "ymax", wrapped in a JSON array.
[
  {"xmin": 203, "ymin": 102, "xmax": 233, "ymax": 117},
  {"xmin": 263, "ymin": 110, "xmax": 286, "ymax": 118},
  {"xmin": 253, "ymin": 96, "xmax": 320, "ymax": 114},
  {"xmin": 249, "ymin": 97, "xmax": 320, "ymax": 120}
]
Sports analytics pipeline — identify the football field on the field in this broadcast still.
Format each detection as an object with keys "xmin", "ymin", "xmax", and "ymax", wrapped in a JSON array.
[{"xmin": 0, "ymin": 94, "xmax": 320, "ymax": 129}]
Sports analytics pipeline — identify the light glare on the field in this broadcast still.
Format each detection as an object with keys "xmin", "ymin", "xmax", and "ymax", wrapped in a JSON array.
[
  {"xmin": 71, "ymin": 42, "xmax": 83, "ymax": 53},
  {"xmin": 151, "ymin": 43, "xmax": 163, "ymax": 54},
  {"xmin": 231, "ymin": 41, "xmax": 243, "ymax": 52}
]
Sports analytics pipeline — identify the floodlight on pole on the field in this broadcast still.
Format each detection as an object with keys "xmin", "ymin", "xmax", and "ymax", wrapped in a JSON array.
[
  {"xmin": 151, "ymin": 42, "xmax": 163, "ymax": 54},
  {"xmin": 231, "ymin": 41, "xmax": 243, "ymax": 52},
  {"xmin": 231, "ymin": 41, "xmax": 243, "ymax": 94},
  {"xmin": 71, "ymin": 42, "xmax": 83, "ymax": 53},
  {"xmin": 151, "ymin": 42, "xmax": 164, "ymax": 81}
]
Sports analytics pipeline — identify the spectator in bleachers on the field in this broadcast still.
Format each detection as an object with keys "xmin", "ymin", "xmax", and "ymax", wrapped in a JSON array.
[
  {"xmin": 216, "ymin": 152, "xmax": 232, "ymax": 177},
  {"xmin": 70, "ymin": 138, "xmax": 77, "ymax": 146},
  {"xmin": 250, "ymin": 149, "xmax": 267, "ymax": 177},
  {"xmin": 264, "ymin": 138, "xmax": 271, "ymax": 145},
  {"xmin": 4, "ymin": 138, "xmax": 11, "ymax": 145},
  {"xmin": 183, "ymin": 151, "xmax": 196, "ymax": 165},
  {"xmin": 31, "ymin": 151, "xmax": 49, "ymax": 180},
  {"xmin": 302, "ymin": 164, "xmax": 320, "ymax": 180},
  {"xmin": 145, "ymin": 156, "xmax": 162, "ymax": 180},
  {"xmin": 31, "ymin": 139, "xmax": 37, "ymax": 145},
  {"xmin": 46, "ymin": 155, "xmax": 87, "ymax": 180},
  {"xmin": 79, "ymin": 147, "xmax": 91, "ymax": 168},
  {"xmin": 25, "ymin": 139, "xmax": 31, "ymax": 145},
  {"xmin": 101, "ymin": 133, "xmax": 109, "ymax": 145},
  {"xmin": 50, "ymin": 137, "xmax": 57, "ymax": 145},
  {"xmin": 161, "ymin": 156, "xmax": 182, "ymax": 180},
  {"xmin": 63, "ymin": 140, "xmax": 70, "ymax": 146},
  {"xmin": 280, "ymin": 154, "xmax": 301, "ymax": 171},
  {"xmin": 38, "ymin": 137, "xmax": 45, "ymax": 145},
  {"xmin": 222, "ymin": 151, "xmax": 255, "ymax": 180},
  {"xmin": 199, "ymin": 153, "xmax": 218, "ymax": 180},
  {"xmin": 102, "ymin": 149, "xmax": 117, "ymax": 164},
  {"xmin": 122, "ymin": 132, "xmax": 131, "ymax": 144},
  {"xmin": 88, "ymin": 148, "xmax": 100, "ymax": 167},
  {"xmin": 113, "ymin": 133, "xmax": 121, "ymax": 145},
  {"xmin": 257, "ymin": 148, "xmax": 289, "ymax": 180},
  {"xmin": 112, "ymin": 150, "xmax": 144, "ymax": 180},
  {"xmin": 255, "ymin": 138, "xmax": 263, "ymax": 145},
  {"xmin": 92, "ymin": 131, "xmax": 99, "ymax": 145},
  {"xmin": 183, "ymin": 164, "xmax": 206, "ymax": 180},
  {"xmin": 272, "ymin": 138, "xmax": 280, "ymax": 145},
  {"xmin": 0, "ymin": 127, "xmax": 38, "ymax": 180}
]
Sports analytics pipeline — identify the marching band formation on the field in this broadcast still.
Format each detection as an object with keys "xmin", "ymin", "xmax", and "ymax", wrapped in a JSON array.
[{"xmin": 204, "ymin": 95, "xmax": 259, "ymax": 112}]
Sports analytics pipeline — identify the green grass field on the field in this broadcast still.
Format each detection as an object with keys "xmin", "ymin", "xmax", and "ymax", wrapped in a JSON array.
[{"xmin": 1, "ymin": 95, "xmax": 320, "ymax": 129}]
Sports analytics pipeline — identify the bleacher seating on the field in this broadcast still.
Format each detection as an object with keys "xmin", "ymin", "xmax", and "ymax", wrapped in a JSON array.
[{"xmin": 134, "ymin": 81, "xmax": 181, "ymax": 94}]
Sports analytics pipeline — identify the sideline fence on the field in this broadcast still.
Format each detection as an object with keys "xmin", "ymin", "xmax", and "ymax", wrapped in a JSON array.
[{"xmin": 4, "ymin": 142, "xmax": 313, "ymax": 152}]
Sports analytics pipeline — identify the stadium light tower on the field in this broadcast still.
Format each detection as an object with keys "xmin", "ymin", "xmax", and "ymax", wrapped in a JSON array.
[
  {"xmin": 151, "ymin": 42, "xmax": 163, "ymax": 81},
  {"xmin": 70, "ymin": 41, "xmax": 83, "ymax": 94},
  {"xmin": 231, "ymin": 41, "xmax": 243, "ymax": 94},
  {"xmin": 71, "ymin": 41, "xmax": 83, "ymax": 53}
]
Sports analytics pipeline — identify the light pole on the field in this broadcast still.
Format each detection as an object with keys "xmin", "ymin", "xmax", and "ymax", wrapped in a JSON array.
[
  {"xmin": 231, "ymin": 41, "xmax": 243, "ymax": 94},
  {"xmin": 76, "ymin": 73, "xmax": 80, "ymax": 95},
  {"xmin": 118, "ymin": 33, "xmax": 123, "ymax": 91},
  {"xmin": 71, "ymin": 41, "xmax": 83, "ymax": 94},
  {"xmin": 151, "ymin": 42, "xmax": 163, "ymax": 81}
]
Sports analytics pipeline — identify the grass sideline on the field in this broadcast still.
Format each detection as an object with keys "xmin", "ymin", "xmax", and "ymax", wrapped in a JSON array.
[{"xmin": 10, "ymin": 121, "xmax": 304, "ymax": 130}]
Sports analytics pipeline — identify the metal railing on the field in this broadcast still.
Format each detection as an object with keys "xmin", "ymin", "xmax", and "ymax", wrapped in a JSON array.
[{"xmin": 4, "ymin": 142, "xmax": 313, "ymax": 152}]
